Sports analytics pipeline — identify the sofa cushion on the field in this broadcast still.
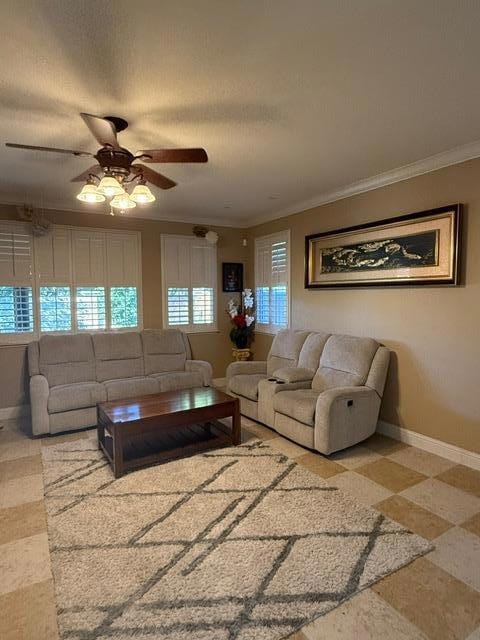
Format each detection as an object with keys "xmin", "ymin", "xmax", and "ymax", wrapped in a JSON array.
[
  {"xmin": 312, "ymin": 335, "xmax": 378, "ymax": 393},
  {"xmin": 141, "ymin": 329, "xmax": 187, "ymax": 375},
  {"xmin": 298, "ymin": 332, "xmax": 330, "ymax": 370},
  {"xmin": 48, "ymin": 382, "xmax": 106, "ymax": 414},
  {"xmin": 38, "ymin": 334, "xmax": 95, "ymax": 387},
  {"xmin": 103, "ymin": 376, "xmax": 158, "ymax": 401},
  {"xmin": 273, "ymin": 389, "xmax": 320, "ymax": 426},
  {"xmin": 149, "ymin": 371, "xmax": 203, "ymax": 392},
  {"xmin": 93, "ymin": 332, "xmax": 144, "ymax": 382},
  {"xmin": 229, "ymin": 374, "xmax": 267, "ymax": 401},
  {"xmin": 267, "ymin": 329, "xmax": 310, "ymax": 376}
]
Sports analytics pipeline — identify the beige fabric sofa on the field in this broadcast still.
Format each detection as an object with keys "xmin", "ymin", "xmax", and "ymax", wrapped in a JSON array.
[
  {"xmin": 28, "ymin": 329, "xmax": 212, "ymax": 436},
  {"xmin": 226, "ymin": 329, "xmax": 390, "ymax": 454}
]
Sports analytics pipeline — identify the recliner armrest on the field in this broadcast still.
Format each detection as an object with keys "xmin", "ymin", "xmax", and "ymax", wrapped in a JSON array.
[
  {"xmin": 185, "ymin": 359, "xmax": 213, "ymax": 386},
  {"xmin": 316, "ymin": 385, "xmax": 377, "ymax": 412},
  {"xmin": 226, "ymin": 360, "xmax": 267, "ymax": 381},
  {"xmin": 272, "ymin": 367, "xmax": 315, "ymax": 384},
  {"xmin": 314, "ymin": 386, "xmax": 381, "ymax": 455}
]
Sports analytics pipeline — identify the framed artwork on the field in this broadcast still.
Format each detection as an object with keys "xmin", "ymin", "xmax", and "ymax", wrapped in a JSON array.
[
  {"xmin": 222, "ymin": 262, "xmax": 244, "ymax": 292},
  {"xmin": 305, "ymin": 204, "xmax": 462, "ymax": 288}
]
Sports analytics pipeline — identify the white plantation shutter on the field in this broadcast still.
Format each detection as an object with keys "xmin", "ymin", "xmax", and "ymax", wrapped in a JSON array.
[
  {"xmin": 0, "ymin": 222, "xmax": 142, "ymax": 341},
  {"xmin": 0, "ymin": 223, "xmax": 34, "ymax": 339},
  {"xmin": 255, "ymin": 230, "xmax": 290, "ymax": 333},
  {"xmin": 106, "ymin": 234, "xmax": 139, "ymax": 286},
  {"xmin": 0, "ymin": 223, "xmax": 34, "ymax": 285},
  {"xmin": 162, "ymin": 235, "xmax": 217, "ymax": 332},
  {"xmin": 106, "ymin": 234, "xmax": 141, "ymax": 329},
  {"xmin": 35, "ymin": 228, "xmax": 71, "ymax": 284},
  {"xmin": 73, "ymin": 231, "xmax": 106, "ymax": 285},
  {"xmin": 36, "ymin": 229, "xmax": 73, "ymax": 333}
]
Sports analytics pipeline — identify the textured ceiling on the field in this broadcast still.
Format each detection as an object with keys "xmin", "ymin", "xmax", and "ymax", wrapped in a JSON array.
[{"xmin": 0, "ymin": 0, "xmax": 480, "ymax": 226}]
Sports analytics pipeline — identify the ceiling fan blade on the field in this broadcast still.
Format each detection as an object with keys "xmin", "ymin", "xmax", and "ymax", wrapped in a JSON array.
[
  {"xmin": 80, "ymin": 113, "xmax": 120, "ymax": 149},
  {"xmin": 6, "ymin": 142, "xmax": 92, "ymax": 157},
  {"xmin": 136, "ymin": 148, "xmax": 208, "ymax": 163},
  {"xmin": 131, "ymin": 164, "xmax": 177, "ymax": 190},
  {"xmin": 70, "ymin": 165, "xmax": 102, "ymax": 182}
]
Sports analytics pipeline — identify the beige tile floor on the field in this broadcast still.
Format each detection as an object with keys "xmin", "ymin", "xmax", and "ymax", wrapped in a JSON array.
[{"xmin": 1, "ymin": 416, "xmax": 479, "ymax": 640}]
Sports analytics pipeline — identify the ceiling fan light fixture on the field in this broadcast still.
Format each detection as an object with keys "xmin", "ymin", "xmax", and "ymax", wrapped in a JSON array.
[
  {"xmin": 97, "ymin": 175, "xmax": 124, "ymax": 197},
  {"xmin": 76, "ymin": 183, "xmax": 105, "ymax": 203},
  {"xmin": 110, "ymin": 192, "xmax": 136, "ymax": 210},
  {"xmin": 130, "ymin": 183, "xmax": 156, "ymax": 204}
]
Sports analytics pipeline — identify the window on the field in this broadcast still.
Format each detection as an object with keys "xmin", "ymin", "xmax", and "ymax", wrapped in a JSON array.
[
  {"xmin": 0, "ymin": 287, "xmax": 34, "ymax": 333},
  {"xmin": 76, "ymin": 287, "xmax": 106, "ymax": 331},
  {"xmin": 167, "ymin": 287, "xmax": 189, "ymax": 325},
  {"xmin": 39, "ymin": 286, "xmax": 71, "ymax": 332},
  {"xmin": 255, "ymin": 230, "xmax": 290, "ymax": 333},
  {"xmin": 0, "ymin": 222, "xmax": 142, "ymax": 342},
  {"xmin": 110, "ymin": 286, "xmax": 138, "ymax": 329},
  {"xmin": 192, "ymin": 287, "xmax": 214, "ymax": 324},
  {"xmin": 161, "ymin": 235, "xmax": 217, "ymax": 332}
]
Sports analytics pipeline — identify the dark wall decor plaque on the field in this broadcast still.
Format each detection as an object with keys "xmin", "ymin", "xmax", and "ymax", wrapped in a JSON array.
[
  {"xmin": 305, "ymin": 204, "xmax": 461, "ymax": 288},
  {"xmin": 222, "ymin": 262, "xmax": 244, "ymax": 292}
]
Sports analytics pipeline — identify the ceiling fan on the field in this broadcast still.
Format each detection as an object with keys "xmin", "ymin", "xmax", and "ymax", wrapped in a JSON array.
[{"xmin": 5, "ymin": 113, "xmax": 208, "ymax": 211}]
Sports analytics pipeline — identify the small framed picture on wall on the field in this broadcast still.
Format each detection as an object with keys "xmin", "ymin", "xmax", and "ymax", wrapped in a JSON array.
[{"xmin": 222, "ymin": 262, "xmax": 244, "ymax": 292}]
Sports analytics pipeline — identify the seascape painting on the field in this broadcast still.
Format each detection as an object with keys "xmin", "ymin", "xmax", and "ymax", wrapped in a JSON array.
[
  {"xmin": 305, "ymin": 205, "xmax": 461, "ymax": 288},
  {"xmin": 320, "ymin": 230, "xmax": 438, "ymax": 274}
]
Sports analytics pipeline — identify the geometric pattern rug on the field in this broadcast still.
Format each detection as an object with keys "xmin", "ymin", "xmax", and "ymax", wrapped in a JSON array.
[{"xmin": 41, "ymin": 432, "xmax": 432, "ymax": 640}]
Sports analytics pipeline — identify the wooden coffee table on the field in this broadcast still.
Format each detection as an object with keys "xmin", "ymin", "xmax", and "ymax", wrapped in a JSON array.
[{"xmin": 97, "ymin": 387, "xmax": 241, "ymax": 478}]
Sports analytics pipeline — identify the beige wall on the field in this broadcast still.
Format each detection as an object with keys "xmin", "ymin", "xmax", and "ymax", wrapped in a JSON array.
[
  {"xmin": 247, "ymin": 159, "xmax": 480, "ymax": 454},
  {"xmin": 2, "ymin": 159, "xmax": 479, "ymax": 455},
  {"xmin": 0, "ymin": 204, "xmax": 247, "ymax": 408}
]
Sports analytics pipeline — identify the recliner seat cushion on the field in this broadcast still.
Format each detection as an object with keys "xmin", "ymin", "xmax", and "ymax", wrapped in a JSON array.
[
  {"xmin": 93, "ymin": 332, "xmax": 144, "ymax": 381},
  {"xmin": 103, "ymin": 376, "xmax": 158, "ymax": 401},
  {"xmin": 273, "ymin": 389, "xmax": 320, "ymax": 426},
  {"xmin": 141, "ymin": 329, "xmax": 187, "ymax": 375},
  {"xmin": 38, "ymin": 334, "xmax": 95, "ymax": 387},
  {"xmin": 149, "ymin": 371, "xmax": 203, "ymax": 392},
  {"xmin": 48, "ymin": 382, "xmax": 106, "ymax": 413},
  {"xmin": 312, "ymin": 335, "xmax": 379, "ymax": 392},
  {"xmin": 229, "ymin": 374, "xmax": 267, "ymax": 401}
]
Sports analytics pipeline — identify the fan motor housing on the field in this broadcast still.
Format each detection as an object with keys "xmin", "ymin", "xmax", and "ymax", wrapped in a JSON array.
[{"xmin": 95, "ymin": 147, "xmax": 134, "ymax": 178}]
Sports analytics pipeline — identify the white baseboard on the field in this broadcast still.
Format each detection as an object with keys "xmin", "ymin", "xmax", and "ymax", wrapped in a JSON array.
[
  {"xmin": 213, "ymin": 377, "xmax": 227, "ymax": 387},
  {"xmin": 0, "ymin": 404, "xmax": 31, "ymax": 421},
  {"xmin": 377, "ymin": 420, "xmax": 480, "ymax": 471}
]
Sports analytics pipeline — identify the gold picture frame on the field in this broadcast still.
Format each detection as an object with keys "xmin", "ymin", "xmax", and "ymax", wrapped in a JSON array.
[{"xmin": 305, "ymin": 204, "xmax": 461, "ymax": 288}]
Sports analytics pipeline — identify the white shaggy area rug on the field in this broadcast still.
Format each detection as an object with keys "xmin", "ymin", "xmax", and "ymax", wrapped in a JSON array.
[{"xmin": 42, "ymin": 433, "xmax": 431, "ymax": 640}]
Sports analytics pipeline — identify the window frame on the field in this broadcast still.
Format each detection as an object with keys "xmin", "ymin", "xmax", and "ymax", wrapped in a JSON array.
[
  {"xmin": 0, "ymin": 221, "xmax": 143, "ymax": 344},
  {"xmin": 161, "ymin": 234, "xmax": 218, "ymax": 334},
  {"xmin": 254, "ymin": 229, "xmax": 291, "ymax": 335}
]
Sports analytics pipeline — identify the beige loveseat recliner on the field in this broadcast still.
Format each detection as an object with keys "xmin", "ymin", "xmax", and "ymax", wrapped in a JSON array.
[
  {"xmin": 28, "ymin": 329, "xmax": 212, "ymax": 436},
  {"xmin": 226, "ymin": 329, "xmax": 390, "ymax": 454}
]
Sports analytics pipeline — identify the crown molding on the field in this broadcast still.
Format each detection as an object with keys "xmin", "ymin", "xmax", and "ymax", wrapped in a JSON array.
[
  {"xmin": 0, "ymin": 197, "xmax": 238, "ymax": 229},
  {"xmin": 2, "ymin": 139, "xmax": 480, "ymax": 231},
  {"xmin": 245, "ymin": 139, "xmax": 480, "ymax": 228}
]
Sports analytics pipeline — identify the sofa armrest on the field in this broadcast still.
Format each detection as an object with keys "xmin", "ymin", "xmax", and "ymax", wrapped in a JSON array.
[
  {"xmin": 30, "ymin": 375, "xmax": 50, "ymax": 436},
  {"xmin": 186, "ymin": 359, "xmax": 213, "ymax": 386},
  {"xmin": 314, "ymin": 386, "xmax": 381, "ymax": 455},
  {"xmin": 273, "ymin": 367, "xmax": 315, "ymax": 384},
  {"xmin": 226, "ymin": 360, "xmax": 267, "ymax": 381}
]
